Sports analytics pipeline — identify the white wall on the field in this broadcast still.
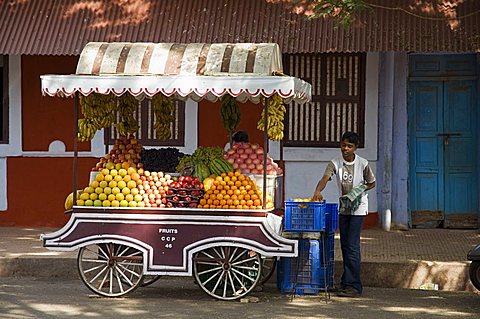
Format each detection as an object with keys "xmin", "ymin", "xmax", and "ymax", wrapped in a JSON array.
[
  {"xmin": 0, "ymin": 56, "xmax": 22, "ymax": 210},
  {"xmin": 271, "ymin": 53, "xmax": 380, "ymax": 210}
]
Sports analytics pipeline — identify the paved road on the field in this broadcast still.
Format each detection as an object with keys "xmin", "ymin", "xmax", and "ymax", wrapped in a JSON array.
[{"xmin": 0, "ymin": 277, "xmax": 479, "ymax": 319}]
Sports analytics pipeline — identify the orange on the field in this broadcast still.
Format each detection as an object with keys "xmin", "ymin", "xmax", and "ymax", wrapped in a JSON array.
[
  {"xmin": 237, "ymin": 204, "xmax": 243, "ymax": 209},
  {"xmin": 229, "ymin": 205, "xmax": 236, "ymax": 209},
  {"xmin": 221, "ymin": 173, "xmax": 227, "ymax": 178},
  {"xmin": 228, "ymin": 171, "xmax": 234, "ymax": 177},
  {"xmin": 200, "ymin": 199, "xmax": 207, "ymax": 205},
  {"xmin": 224, "ymin": 194, "xmax": 230, "ymax": 200},
  {"xmin": 246, "ymin": 200, "xmax": 254, "ymax": 206},
  {"xmin": 220, "ymin": 199, "xmax": 227, "ymax": 206},
  {"xmin": 251, "ymin": 194, "xmax": 259, "ymax": 200},
  {"xmin": 243, "ymin": 205, "xmax": 249, "ymax": 209},
  {"xmin": 226, "ymin": 199, "xmax": 233, "ymax": 205},
  {"xmin": 233, "ymin": 199, "xmax": 240, "ymax": 206},
  {"xmin": 216, "ymin": 194, "xmax": 223, "ymax": 200},
  {"xmin": 215, "ymin": 176, "xmax": 223, "ymax": 182},
  {"xmin": 213, "ymin": 199, "xmax": 220, "ymax": 206},
  {"xmin": 222, "ymin": 205, "xmax": 229, "ymax": 209},
  {"xmin": 231, "ymin": 176, "xmax": 237, "ymax": 182},
  {"xmin": 234, "ymin": 171, "xmax": 241, "ymax": 176},
  {"xmin": 240, "ymin": 199, "xmax": 246, "ymax": 206},
  {"xmin": 244, "ymin": 194, "xmax": 251, "ymax": 201},
  {"xmin": 253, "ymin": 199, "xmax": 261, "ymax": 206}
]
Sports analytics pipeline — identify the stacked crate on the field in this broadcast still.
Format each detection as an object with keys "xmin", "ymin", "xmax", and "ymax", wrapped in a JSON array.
[{"xmin": 277, "ymin": 201, "xmax": 338, "ymax": 295}]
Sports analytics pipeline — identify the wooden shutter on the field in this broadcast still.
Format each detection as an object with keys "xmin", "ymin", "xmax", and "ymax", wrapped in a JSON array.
[{"xmin": 283, "ymin": 53, "xmax": 365, "ymax": 147}]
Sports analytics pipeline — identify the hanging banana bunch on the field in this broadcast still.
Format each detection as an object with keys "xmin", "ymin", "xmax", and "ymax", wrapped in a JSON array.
[
  {"xmin": 152, "ymin": 94, "xmax": 175, "ymax": 140},
  {"xmin": 256, "ymin": 94, "xmax": 286, "ymax": 141},
  {"xmin": 116, "ymin": 93, "xmax": 139, "ymax": 136},
  {"xmin": 220, "ymin": 94, "xmax": 241, "ymax": 134},
  {"xmin": 78, "ymin": 93, "xmax": 117, "ymax": 141},
  {"xmin": 77, "ymin": 118, "xmax": 99, "ymax": 142}
]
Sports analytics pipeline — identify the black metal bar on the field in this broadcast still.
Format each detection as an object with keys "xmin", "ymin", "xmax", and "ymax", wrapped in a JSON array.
[
  {"xmin": 72, "ymin": 93, "xmax": 79, "ymax": 210},
  {"xmin": 262, "ymin": 97, "xmax": 269, "ymax": 210}
]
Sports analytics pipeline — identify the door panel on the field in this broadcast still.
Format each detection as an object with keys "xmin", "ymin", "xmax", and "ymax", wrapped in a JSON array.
[
  {"xmin": 409, "ymin": 82, "xmax": 444, "ymax": 223},
  {"xmin": 444, "ymin": 81, "xmax": 477, "ymax": 227}
]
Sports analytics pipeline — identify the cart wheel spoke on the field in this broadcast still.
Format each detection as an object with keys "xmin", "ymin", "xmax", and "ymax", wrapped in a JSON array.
[
  {"xmin": 193, "ymin": 246, "xmax": 262, "ymax": 300},
  {"xmin": 78, "ymin": 243, "xmax": 144, "ymax": 297}
]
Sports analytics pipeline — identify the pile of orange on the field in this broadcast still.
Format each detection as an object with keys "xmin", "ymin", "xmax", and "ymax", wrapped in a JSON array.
[{"xmin": 198, "ymin": 171, "xmax": 264, "ymax": 209}]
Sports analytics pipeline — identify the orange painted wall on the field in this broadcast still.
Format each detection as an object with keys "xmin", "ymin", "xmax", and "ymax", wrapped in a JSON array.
[
  {"xmin": 0, "ymin": 55, "xmax": 98, "ymax": 227},
  {"xmin": 1, "ymin": 157, "xmax": 98, "ymax": 227},
  {"xmin": 197, "ymin": 100, "xmax": 265, "ymax": 148},
  {"xmin": 22, "ymin": 55, "xmax": 91, "ymax": 152}
]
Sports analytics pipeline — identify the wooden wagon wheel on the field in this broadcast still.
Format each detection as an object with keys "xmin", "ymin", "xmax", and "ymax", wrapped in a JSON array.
[
  {"xmin": 193, "ymin": 246, "xmax": 262, "ymax": 300},
  {"xmin": 77, "ymin": 243, "xmax": 145, "ymax": 297}
]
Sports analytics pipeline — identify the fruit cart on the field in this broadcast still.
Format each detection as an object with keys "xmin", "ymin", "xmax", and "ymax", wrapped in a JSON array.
[{"xmin": 40, "ymin": 42, "xmax": 312, "ymax": 300}]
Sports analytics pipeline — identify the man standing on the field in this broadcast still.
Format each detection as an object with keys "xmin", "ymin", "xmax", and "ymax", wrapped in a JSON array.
[{"xmin": 312, "ymin": 132, "xmax": 375, "ymax": 297}]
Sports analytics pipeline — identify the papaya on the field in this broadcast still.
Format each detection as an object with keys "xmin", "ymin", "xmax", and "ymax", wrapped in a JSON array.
[
  {"xmin": 203, "ymin": 177, "xmax": 215, "ymax": 191},
  {"xmin": 65, "ymin": 190, "xmax": 82, "ymax": 210}
]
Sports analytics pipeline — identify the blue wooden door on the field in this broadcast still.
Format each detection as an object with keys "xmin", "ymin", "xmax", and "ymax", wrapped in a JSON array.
[
  {"xmin": 409, "ymin": 80, "xmax": 477, "ymax": 227},
  {"xmin": 443, "ymin": 81, "xmax": 477, "ymax": 226}
]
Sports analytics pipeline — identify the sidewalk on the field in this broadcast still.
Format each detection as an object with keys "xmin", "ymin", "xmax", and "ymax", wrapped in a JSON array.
[{"xmin": 1, "ymin": 226, "xmax": 479, "ymax": 292}]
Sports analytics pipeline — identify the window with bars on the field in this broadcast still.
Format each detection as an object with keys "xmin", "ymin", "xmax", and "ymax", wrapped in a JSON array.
[
  {"xmin": 283, "ymin": 53, "xmax": 366, "ymax": 148},
  {"xmin": 0, "ymin": 55, "xmax": 8, "ymax": 144},
  {"xmin": 105, "ymin": 98, "xmax": 185, "ymax": 147}
]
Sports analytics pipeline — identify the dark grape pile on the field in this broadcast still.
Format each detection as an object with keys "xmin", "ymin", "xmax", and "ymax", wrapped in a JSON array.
[{"xmin": 140, "ymin": 148, "xmax": 185, "ymax": 173}]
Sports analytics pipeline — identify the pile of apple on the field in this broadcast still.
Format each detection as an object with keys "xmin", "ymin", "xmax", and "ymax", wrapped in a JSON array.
[
  {"xmin": 166, "ymin": 176, "xmax": 204, "ymax": 208},
  {"xmin": 76, "ymin": 163, "xmax": 174, "ymax": 208},
  {"xmin": 224, "ymin": 142, "xmax": 283, "ymax": 176},
  {"xmin": 93, "ymin": 135, "xmax": 143, "ymax": 171}
]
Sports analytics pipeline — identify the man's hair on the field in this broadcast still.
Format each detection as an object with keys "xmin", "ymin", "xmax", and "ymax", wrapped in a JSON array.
[
  {"xmin": 232, "ymin": 131, "xmax": 249, "ymax": 143},
  {"xmin": 341, "ymin": 131, "xmax": 359, "ymax": 146}
]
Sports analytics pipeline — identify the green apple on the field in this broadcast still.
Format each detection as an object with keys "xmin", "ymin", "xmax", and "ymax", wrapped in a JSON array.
[{"xmin": 119, "ymin": 200, "xmax": 128, "ymax": 207}]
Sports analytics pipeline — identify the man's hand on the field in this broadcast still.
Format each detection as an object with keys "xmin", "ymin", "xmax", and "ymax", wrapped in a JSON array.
[{"xmin": 312, "ymin": 191, "xmax": 324, "ymax": 202}]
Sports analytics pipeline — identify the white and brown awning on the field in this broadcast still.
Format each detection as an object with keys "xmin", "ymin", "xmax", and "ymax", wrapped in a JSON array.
[
  {"xmin": 41, "ymin": 42, "xmax": 311, "ymax": 104},
  {"xmin": 76, "ymin": 42, "xmax": 283, "ymax": 76}
]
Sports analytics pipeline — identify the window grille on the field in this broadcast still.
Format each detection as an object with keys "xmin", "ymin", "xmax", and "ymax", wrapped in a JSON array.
[
  {"xmin": 283, "ymin": 53, "xmax": 365, "ymax": 147},
  {"xmin": 105, "ymin": 98, "xmax": 185, "ymax": 147}
]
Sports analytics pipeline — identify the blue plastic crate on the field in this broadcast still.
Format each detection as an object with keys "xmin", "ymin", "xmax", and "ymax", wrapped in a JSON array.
[
  {"xmin": 325, "ymin": 203, "xmax": 339, "ymax": 234},
  {"xmin": 277, "ymin": 239, "xmax": 335, "ymax": 295},
  {"xmin": 284, "ymin": 201, "xmax": 326, "ymax": 232}
]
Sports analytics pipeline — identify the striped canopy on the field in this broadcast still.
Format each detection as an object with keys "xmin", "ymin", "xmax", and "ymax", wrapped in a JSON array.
[
  {"xmin": 41, "ymin": 42, "xmax": 311, "ymax": 104},
  {"xmin": 76, "ymin": 42, "xmax": 284, "ymax": 76}
]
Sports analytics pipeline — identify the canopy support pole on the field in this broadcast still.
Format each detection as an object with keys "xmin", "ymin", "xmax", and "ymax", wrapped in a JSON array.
[
  {"xmin": 72, "ymin": 93, "xmax": 79, "ymax": 210},
  {"xmin": 262, "ymin": 97, "xmax": 269, "ymax": 210}
]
